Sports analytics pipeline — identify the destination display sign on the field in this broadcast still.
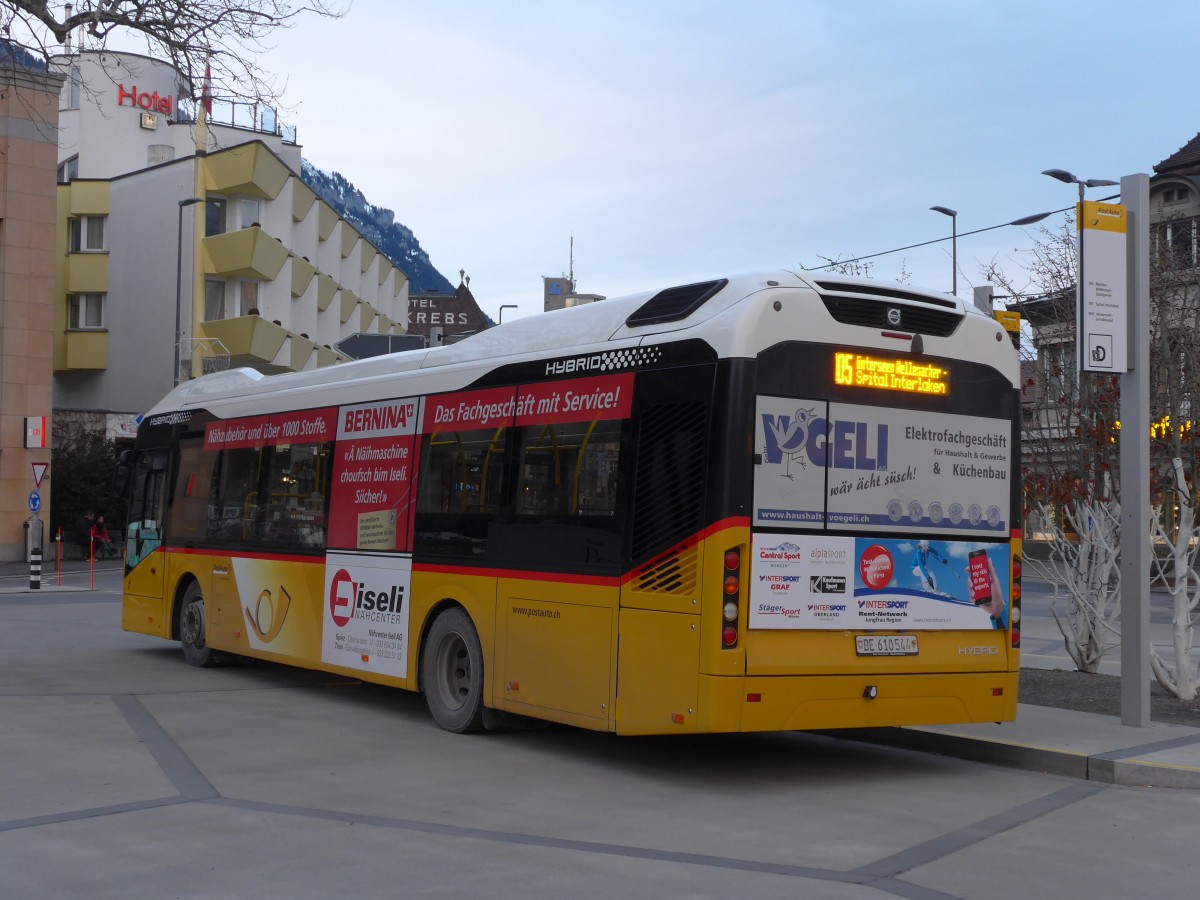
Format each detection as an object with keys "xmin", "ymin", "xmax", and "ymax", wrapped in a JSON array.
[{"xmin": 834, "ymin": 352, "xmax": 950, "ymax": 396}]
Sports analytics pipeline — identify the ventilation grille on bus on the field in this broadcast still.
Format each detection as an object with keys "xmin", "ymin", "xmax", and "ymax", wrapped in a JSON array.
[
  {"xmin": 625, "ymin": 279, "xmax": 729, "ymax": 328},
  {"xmin": 817, "ymin": 293, "xmax": 963, "ymax": 337},
  {"xmin": 630, "ymin": 401, "xmax": 709, "ymax": 561},
  {"xmin": 632, "ymin": 542, "xmax": 700, "ymax": 595}
]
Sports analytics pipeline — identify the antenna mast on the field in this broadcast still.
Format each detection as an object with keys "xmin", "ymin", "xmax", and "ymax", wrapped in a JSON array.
[{"xmin": 569, "ymin": 234, "xmax": 575, "ymax": 291}]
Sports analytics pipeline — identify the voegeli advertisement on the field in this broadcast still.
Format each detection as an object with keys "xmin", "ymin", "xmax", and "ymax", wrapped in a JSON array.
[
  {"xmin": 754, "ymin": 396, "xmax": 1010, "ymax": 536},
  {"xmin": 749, "ymin": 533, "xmax": 1009, "ymax": 631}
]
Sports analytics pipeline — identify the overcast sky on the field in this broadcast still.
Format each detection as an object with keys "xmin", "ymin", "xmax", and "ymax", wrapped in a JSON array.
[{"xmin": 206, "ymin": 2, "xmax": 1200, "ymax": 317}]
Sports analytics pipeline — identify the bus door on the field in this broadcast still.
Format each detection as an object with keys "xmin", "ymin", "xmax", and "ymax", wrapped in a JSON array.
[{"xmin": 122, "ymin": 447, "xmax": 169, "ymax": 636}]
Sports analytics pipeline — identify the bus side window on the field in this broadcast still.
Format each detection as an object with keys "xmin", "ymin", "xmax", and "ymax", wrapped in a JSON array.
[
  {"xmin": 166, "ymin": 437, "xmax": 218, "ymax": 544},
  {"xmin": 516, "ymin": 419, "xmax": 621, "ymax": 519},
  {"xmin": 259, "ymin": 441, "xmax": 332, "ymax": 550},
  {"xmin": 414, "ymin": 427, "xmax": 506, "ymax": 558},
  {"xmin": 207, "ymin": 447, "xmax": 265, "ymax": 543}
]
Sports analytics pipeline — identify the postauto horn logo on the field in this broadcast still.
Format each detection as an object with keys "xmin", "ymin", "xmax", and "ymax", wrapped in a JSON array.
[
  {"xmin": 328, "ymin": 568, "xmax": 406, "ymax": 627},
  {"xmin": 762, "ymin": 409, "xmax": 888, "ymax": 471}
]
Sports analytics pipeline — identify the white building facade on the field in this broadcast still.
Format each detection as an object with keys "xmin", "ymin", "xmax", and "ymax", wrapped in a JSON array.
[{"xmin": 52, "ymin": 50, "xmax": 409, "ymax": 421}]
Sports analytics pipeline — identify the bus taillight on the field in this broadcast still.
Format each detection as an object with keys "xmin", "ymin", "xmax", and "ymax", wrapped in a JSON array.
[
  {"xmin": 1010, "ymin": 553, "xmax": 1022, "ymax": 648},
  {"xmin": 722, "ymin": 546, "xmax": 741, "ymax": 648}
]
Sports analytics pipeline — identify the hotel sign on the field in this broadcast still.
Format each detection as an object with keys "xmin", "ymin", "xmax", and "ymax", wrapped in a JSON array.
[{"xmin": 118, "ymin": 84, "xmax": 174, "ymax": 115}]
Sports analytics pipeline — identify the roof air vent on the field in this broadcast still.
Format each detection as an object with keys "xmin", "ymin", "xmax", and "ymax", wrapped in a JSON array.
[{"xmin": 626, "ymin": 279, "xmax": 728, "ymax": 327}]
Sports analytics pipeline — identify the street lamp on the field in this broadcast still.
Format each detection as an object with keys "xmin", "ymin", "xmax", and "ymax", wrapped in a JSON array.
[
  {"xmin": 929, "ymin": 206, "xmax": 957, "ymax": 295},
  {"xmin": 498, "ymin": 304, "xmax": 517, "ymax": 324},
  {"xmin": 175, "ymin": 197, "xmax": 204, "ymax": 386}
]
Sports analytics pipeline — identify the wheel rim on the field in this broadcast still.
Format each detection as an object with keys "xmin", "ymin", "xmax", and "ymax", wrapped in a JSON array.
[
  {"xmin": 182, "ymin": 599, "xmax": 205, "ymax": 650},
  {"xmin": 432, "ymin": 631, "xmax": 471, "ymax": 712}
]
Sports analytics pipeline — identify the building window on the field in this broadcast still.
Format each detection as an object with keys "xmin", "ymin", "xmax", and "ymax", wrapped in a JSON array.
[
  {"xmin": 68, "ymin": 215, "xmax": 106, "ymax": 252},
  {"xmin": 239, "ymin": 281, "xmax": 260, "ymax": 316},
  {"xmin": 57, "ymin": 156, "xmax": 79, "ymax": 184},
  {"xmin": 68, "ymin": 293, "xmax": 105, "ymax": 329},
  {"xmin": 205, "ymin": 198, "xmax": 227, "ymax": 237},
  {"xmin": 204, "ymin": 280, "xmax": 226, "ymax": 321},
  {"xmin": 240, "ymin": 198, "xmax": 261, "ymax": 229},
  {"xmin": 1155, "ymin": 219, "xmax": 1198, "ymax": 268},
  {"xmin": 62, "ymin": 66, "xmax": 81, "ymax": 109}
]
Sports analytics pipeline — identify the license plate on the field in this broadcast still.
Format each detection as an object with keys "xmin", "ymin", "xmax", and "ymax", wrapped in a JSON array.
[{"xmin": 855, "ymin": 634, "xmax": 918, "ymax": 656}]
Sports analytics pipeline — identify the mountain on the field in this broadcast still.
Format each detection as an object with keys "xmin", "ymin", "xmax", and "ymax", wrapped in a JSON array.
[
  {"xmin": 300, "ymin": 160, "xmax": 454, "ymax": 295},
  {"xmin": 0, "ymin": 40, "xmax": 49, "ymax": 71}
]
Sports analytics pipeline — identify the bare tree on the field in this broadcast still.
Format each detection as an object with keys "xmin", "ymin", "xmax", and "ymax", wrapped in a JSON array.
[
  {"xmin": 1, "ymin": 1, "xmax": 347, "ymax": 106},
  {"xmin": 988, "ymin": 209, "xmax": 1200, "ymax": 697},
  {"xmin": 982, "ymin": 216, "xmax": 1123, "ymax": 673},
  {"xmin": 1145, "ymin": 210, "xmax": 1200, "ymax": 700},
  {"xmin": 809, "ymin": 254, "xmax": 911, "ymax": 283}
]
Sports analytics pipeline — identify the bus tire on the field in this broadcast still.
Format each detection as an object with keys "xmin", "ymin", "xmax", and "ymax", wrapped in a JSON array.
[
  {"xmin": 422, "ymin": 607, "xmax": 485, "ymax": 733},
  {"xmin": 179, "ymin": 582, "xmax": 225, "ymax": 668}
]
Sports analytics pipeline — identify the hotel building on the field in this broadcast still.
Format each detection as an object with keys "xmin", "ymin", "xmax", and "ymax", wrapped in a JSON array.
[{"xmin": 52, "ymin": 49, "xmax": 410, "ymax": 433}]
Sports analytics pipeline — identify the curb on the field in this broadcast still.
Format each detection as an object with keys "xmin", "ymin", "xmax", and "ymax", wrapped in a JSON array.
[{"xmin": 832, "ymin": 726, "xmax": 1200, "ymax": 789}]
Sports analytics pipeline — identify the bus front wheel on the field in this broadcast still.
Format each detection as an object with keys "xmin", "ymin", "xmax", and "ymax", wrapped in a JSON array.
[
  {"xmin": 179, "ymin": 582, "xmax": 225, "ymax": 668},
  {"xmin": 422, "ymin": 608, "xmax": 485, "ymax": 733}
]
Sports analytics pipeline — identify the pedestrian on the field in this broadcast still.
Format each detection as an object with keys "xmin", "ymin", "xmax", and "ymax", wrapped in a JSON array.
[
  {"xmin": 91, "ymin": 515, "xmax": 117, "ymax": 559},
  {"xmin": 75, "ymin": 511, "xmax": 95, "ymax": 557}
]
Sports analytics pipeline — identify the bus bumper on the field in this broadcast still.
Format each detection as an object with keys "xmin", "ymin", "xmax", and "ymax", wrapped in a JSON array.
[{"xmin": 693, "ymin": 671, "xmax": 1019, "ymax": 733}]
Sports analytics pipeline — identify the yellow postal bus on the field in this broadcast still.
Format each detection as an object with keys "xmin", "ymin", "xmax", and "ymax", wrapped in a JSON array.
[{"xmin": 119, "ymin": 270, "xmax": 1021, "ymax": 734}]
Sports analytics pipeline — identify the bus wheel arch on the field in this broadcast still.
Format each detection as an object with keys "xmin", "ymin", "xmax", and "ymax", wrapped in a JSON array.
[
  {"xmin": 419, "ymin": 602, "xmax": 486, "ymax": 733},
  {"xmin": 177, "ymin": 577, "xmax": 226, "ymax": 668}
]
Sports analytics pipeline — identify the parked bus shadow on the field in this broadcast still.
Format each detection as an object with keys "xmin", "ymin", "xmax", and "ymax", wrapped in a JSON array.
[{"xmin": 140, "ymin": 649, "xmax": 958, "ymax": 789}]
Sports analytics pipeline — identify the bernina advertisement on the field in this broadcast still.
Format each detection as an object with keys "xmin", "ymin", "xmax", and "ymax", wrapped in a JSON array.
[
  {"xmin": 328, "ymin": 398, "xmax": 421, "ymax": 552},
  {"xmin": 754, "ymin": 396, "xmax": 1010, "ymax": 536},
  {"xmin": 749, "ymin": 534, "xmax": 1010, "ymax": 631}
]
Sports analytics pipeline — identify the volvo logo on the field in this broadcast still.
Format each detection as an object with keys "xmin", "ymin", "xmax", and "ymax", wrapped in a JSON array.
[{"xmin": 886, "ymin": 307, "xmax": 902, "ymax": 327}]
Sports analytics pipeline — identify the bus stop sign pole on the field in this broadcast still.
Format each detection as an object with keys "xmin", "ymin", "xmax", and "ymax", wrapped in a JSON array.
[{"xmin": 1119, "ymin": 173, "xmax": 1150, "ymax": 727}]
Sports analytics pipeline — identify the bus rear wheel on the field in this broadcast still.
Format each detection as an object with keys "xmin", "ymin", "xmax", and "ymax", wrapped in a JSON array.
[
  {"xmin": 422, "ymin": 608, "xmax": 485, "ymax": 733},
  {"xmin": 179, "ymin": 582, "xmax": 225, "ymax": 668}
]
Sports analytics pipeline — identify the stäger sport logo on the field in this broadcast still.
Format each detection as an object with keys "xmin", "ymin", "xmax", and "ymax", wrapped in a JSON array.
[{"xmin": 329, "ymin": 568, "xmax": 406, "ymax": 628}]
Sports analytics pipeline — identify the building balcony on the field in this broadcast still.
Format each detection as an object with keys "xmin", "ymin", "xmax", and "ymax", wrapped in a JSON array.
[
  {"xmin": 201, "ymin": 315, "xmax": 345, "ymax": 373},
  {"xmin": 204, "ymin": 142, "xmax": 290, "ymax": 200},
  {"xmin": 203, "ymin": 227, "xmax": 289, "ymax": 281},
  {"xmin": 339, "ymin": 290, "xmax": 361, "ymax": 324},
  {"xmin": 65, "ymin": 252, "xmax": 108, "ymax": 293},
  {"xmin": 290, "ymin": 255, "xmax": 316, "ymax": 297},
  {"xmin": 61, "ymin": 329, "xmax": 107, "ymax": 370},
  {"xmin": 315, "ymin": 272, "xmax": 338, "ymax": 311},
  {"xmin": 66, "ymin": 181, "xmax": 110, "ymax": 215}
]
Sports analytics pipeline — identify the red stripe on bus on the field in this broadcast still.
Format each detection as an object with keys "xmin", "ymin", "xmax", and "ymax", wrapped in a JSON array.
[{"xmin": 412, "ymin": 562, "xmax": 621, "ymax": 587}]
